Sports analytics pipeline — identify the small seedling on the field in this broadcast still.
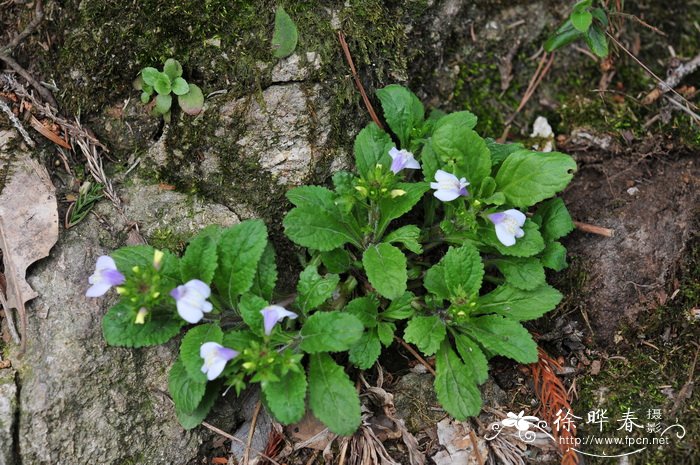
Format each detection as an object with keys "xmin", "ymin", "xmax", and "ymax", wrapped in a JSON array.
[
  {"xmin": 545, "ymin": 0, "xmax": 609, "ymax": 58},
  {"xmin": 133, "ymin": 58, "xmax": 204, "ymax": 121},
  {"xmin": 66, "ymin": 181, "xmax": 103, "ymax": 228}
]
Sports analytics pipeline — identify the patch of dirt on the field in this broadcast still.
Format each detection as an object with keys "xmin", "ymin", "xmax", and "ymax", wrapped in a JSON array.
[{"xmin": 558, "ymin": 144, "xmax": 698, "ymax": 347}]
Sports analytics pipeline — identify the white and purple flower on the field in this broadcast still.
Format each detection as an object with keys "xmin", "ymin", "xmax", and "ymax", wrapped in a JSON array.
[
  {"xmin": 260, "ymin": 305, "xmax": 298, "ymax": 336},
  {"xmin": 86, "ymin": 255, "xmax": 125, "ymax": 297},
  {"xmin": 430, "ymin": 169, "xmax": 469, "ymax": 202},
  {"xmin": 389, "ymin": 147, "xmax": 420, "ymax": 174},
  {"xmin": 200, "ymin": 342, "xmax": 238, "ymax": 380},
  {"xmin": 170, "ymin": 279, "xmax": 213, "ymax": 324},
  {"xmin": 488, "ymin": 209, "xmax": 526, "ymax": 247}
]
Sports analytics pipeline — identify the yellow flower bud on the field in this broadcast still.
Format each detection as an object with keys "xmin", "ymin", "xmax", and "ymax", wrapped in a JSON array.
[
  {"xmin": 242, "ymin": 362, "xmax": 256, "ymax": 370},
  {"xmin": 390, "ymin": 189, "xmax": 407, "ymax": 198},
  {"xmin": 354, "ymin": 186, "xmax": 368, "ymax": 196},
  {"xmin": 153, "ymin": 249, "xmax": 164, "ymax": 270},
  {"xmin": 116, "ymin": 286, "xmax": 126, "ymax": 295},
  {"xmin": 134, "ymin": 307, "xmax": 148, "ymax": 325}
]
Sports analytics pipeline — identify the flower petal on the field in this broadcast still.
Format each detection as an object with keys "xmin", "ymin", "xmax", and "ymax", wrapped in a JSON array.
[
  {"xmin": 434, "ymin": 189, "xmax": 460, "ymax": 202},
  {"xmin": 177, "ymin": 301, "xmax": 204, "ymax": 323},
  {"xmin": 95, "ymin": 255, "xmax": 117, "ymax": 271},
  {"xmin": 388, "ymin": 147, "xmax": 400, "ymax": 159},
  {"xmin": 200, "ymin": 342, "xmax": 222, "ymax": 359},
  {"xmin": 405, "ymin": 158, "xmax": 421, "ymax": 169},
  {"xmin": 85, "ymin": 282, "xmax": 112, "ymax": 297},
  {"xmin": 186, "ymin": 279, "xmax": 211, "ymax": 298},
  {"xmin": 495, "ymin": 223, "xmax": 516, "ymax": 246},
  {"xmin": 102, "ymin": 268, "xmax": 125, "ymax": 286},
  {"xmin": 504, "ymin": 209, "xmax": 526, "ymax": 226},
  {"xmin": 206, "ymin": 359, "xmax": 227, "ymax": 380},
  {"xmin": 434, "ymin": 169, "xmax": 456, "ymax": 183}
]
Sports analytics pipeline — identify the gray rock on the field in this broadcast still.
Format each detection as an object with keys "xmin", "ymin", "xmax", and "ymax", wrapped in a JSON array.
[
  {"xmin": 10, "ymin": 180, "xmax": 241, "ymax": 465},
  {"xmin": 0, "ymin": 368, "xmax": 17, "ymax": 465}
]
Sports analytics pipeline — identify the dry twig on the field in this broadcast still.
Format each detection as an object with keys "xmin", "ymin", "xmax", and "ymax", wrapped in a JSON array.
[
  {"xmin": 243, "ymin": 400, "xmax": 263, "ymax": 465},
  {"xmin": 395, "ymin": 336, "xmax": 436, "ymax": 376},
  {"xmin": 642, "ymin": 53, "xmax": 700, "ymax": 105},
  {"xmin": 573, "ymin": 221, "xmax": 615, "ymax": 237}
]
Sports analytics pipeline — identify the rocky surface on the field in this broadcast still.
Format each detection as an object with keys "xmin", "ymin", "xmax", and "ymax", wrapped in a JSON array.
[{"xmin": 0, "ymin": 367, "xmax": 17, "ymax": 465}]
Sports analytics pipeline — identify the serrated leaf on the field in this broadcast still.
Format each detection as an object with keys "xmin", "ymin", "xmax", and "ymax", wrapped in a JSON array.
[
  {"xmin": 434, "ymin": 341, "xmax": 482, "ymax": 419},
  {"xmin": 383, "ymin": 225, "xmax": 422, "ymax": 254},
  {"xmin": 377, "ymin": 321, "xmax": 396, "ymax": 346},
  {"xmin": 424, "ymin": 261, "xmax": 450, "ymax": 300},
  {"xmin": 180, "ymin": 324, "xmax": 223, "ymax": 382},
  {"xmin": 176, "ymin": 382, "xmax": 220, "ymax": 430},
  {"xmin": 453, "ymin": 334, "xmax": 488, "ymax": 384},
  {"xmin": 295, "ymin": 266, "xmax": 340, "ymax": 313},
  {"xmin": 349, "ymin": 331, "xmax": 382, "ymax": 369},
  {"xmin": 403, "ymin": 315, "xmax": 446, "ymax": 356},
  {"xmin": 180, "ymin": 234, "xmax": 218, "ymax": 284},
  {"xmin": 377, "ymin": 182, "xmax": 430, "ymax": 238},
  {"xmin": 214, "ymin": 220, "xmax": 268, "ymax": 307},
  {"xmin": 163, "ymin": 58, "xmax": 183, "ymax": 80},
  {"xmin": 102, "ymin": 302, "xmax": 184, "ymax": 348},
  {"xmin": 354, "ymin": 123, "xmax": 394, "ymax": 178},
  {"xmin": 420, "ymin": 139, "xmax": 440, "ymax": 181},
  {"xmin": 320, "ymin": 248, "xmax": 351, "ymax": 274},
  {"xmin": 362, "ymin": 243, "xmax": 407, "ymax": 300},
  {"xmin": 382, "ymin": 292, "xmax": 415, "ymax": 320},
  {"xmin": 169, "ymin": 359, "xmax": 206, "ymax": 413},
  {"xmin": 344, "ymin": 296, "xmax": 379, "ymax": 328},
  {"xmin": 262, "ymin": 369, "xmax": 307, "ymax": 424},
  {"xmin": 481, "ymin": 219, "xmax": 545, "ymax": 257},
  {"xmin": 432, "ymin": 123, "xmax": 491, "ymax": 187},
  {"xmin": 171, "ymin": 77, "xmax": 190, "ymax": 96},
  {"xmin": 540, "ymin": 241, "xmax": 568, "ymax": 271},
  {"xmin": 272, "ymin": 6, "xmax": 298, "ymax": 58},
  {"xmin": 250, "ymin": 243, "xmax": 277, "ymax": 301},
  {"xmin": 485, "ymin": 139, "xmax": 524, "ymax": 167},
  {"xmin": 308, "ymin": 353, "xmax": 361, "ymax": 435},
  {"xmin": 476, "ymin": 284, "xmax": 562, "ymax": 321},
  {"xmin": 495, "ymin": 150, "xmax": 576, "ymax": 208},
  {"xmin": 493, "ymin": 257, "xmax": 546, "ymax": 290},
  {"xmin": 376, "ymin": 84, "xmax": 424, "ymax": 148},
  {"xmin": 238, "ymin": 293, "xmax": 268, "ymax": 335},
  {"xmin": 179, "ymin": 83, "xmax": 204, "ymax": 115},
  {"xmin": 442, "ymin": 244, "xmax": 484, "ymax": 299},
  {"xmin": 300, "ymin": 311, "xmax": 363, "ymax": 353},
  {"xmin": 534, "ymin": 198, "xmax": 574, "ymax": 242},
  {"xmin": 464, "ymin": 315, "xmax": 538, "ymax": 363}
]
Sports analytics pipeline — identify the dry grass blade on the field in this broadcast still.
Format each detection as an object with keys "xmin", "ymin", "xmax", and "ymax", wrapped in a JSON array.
[
  {"xmin": 0, "ymin": 97, "xmax": 34, "ymax": 146},
  {"xmin": 29, "ymin": 115, "xmax": 71, "ymax": 148},
  {"xmin": 529, "ymin": 347, "xmax": 580, "ymax": 465}
]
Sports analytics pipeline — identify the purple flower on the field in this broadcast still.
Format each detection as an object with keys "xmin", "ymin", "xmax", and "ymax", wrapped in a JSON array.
[
  {"xmin": 170, "ymin": 279, "xmax": 213, "ymax": 323},
  {"xmin": 200, "ymin": 342, "xmax": 238, "ymax": 380},
  {"xmin": 430, "ymin": 170, "xmax": 469, "ymax": 202},
  {"xmin": 488, "ymin": 209, "xmax": 526, "ymax": 247},
  {"xmin": 86, "ymin": 255, "xmax": 125, "ymax": 297},
  {"xmin": 389, "ymin": 147, "xmax": 421, "ymax": 174},
  {"xmin": 260, "ymin": 305, "xmax": 298, "ymax": 335}
]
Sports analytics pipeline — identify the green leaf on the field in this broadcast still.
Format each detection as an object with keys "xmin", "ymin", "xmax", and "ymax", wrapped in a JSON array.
[
  {"xmin": 403, "ymin": 315, "xmax": 446, "ymax": 356},
  {"xmin": 376, "ymin": 84, "xmax": 424, "ymax": 147},
  {"xmin": 181, "ymin": 234, "xmax": 218, "ymax": 284},
  {"xmin": 140, "ymin": 91, "xmax": 151, "ymax": 104},
  {"xmin": 153, "ymin": 72, "xmax": 171, "ymax": 95},
  {"xmin": 262, "ymin": 369, "xmax": 307, "ymax": 424},
  {"xmin": 320, "ymin": 248, "xmax": 351, "ymax": 274},
  {"xmin": 481, "ymin": 219, "xmax": 545, "ymax": 257},
  {"xmin": 442, "ymin": 244, "xmax": 484, "ymax": 299},
  {"xmin": 377, "ymin": 182, "xmax": 430, "ymax": 238},
  {"xmin": 102, "ymin": 302, "xmax": 183, "ymax": 348},
  {"xmin": 420, "ymin": 139, "xmax": 440, "ymax": 181},
  {"xmin": 544, "ymin": 19, "xmax": 584, "ymax": 52},
  {"xmin": 155, "ymin": 94, "xmax": 172, "ymax": 114},
  {"xmin": 214, "ymin": 219, "xmax": 268, "ymax": 307},
  {"xmin": 383, "ymin": 225, "xmax": 422, "ymax": 254},
  {"xmin": 540, "ymin": 241, "xmax": 568, "ymax": 271},
  {"xmin": 434, "ymin": 341, "xmax": 482, "ymax": 419},
  {"xmin": 433, "ymin": 111, "xmax": 478, "ymax": 132},
  {"xmin": 571, "ymin": 9, "xmax": 592, "ymax": 32},
  {"xmin": 476, "ymin": 284, "xmax": 562, "ymax": 321},
  {"xmin": 222, "ymin": 330, "xmax": 256, "ymax": 351},
  {"xmin": 534, "ymin": 198, "xmax": 575, "ymax": 242},
  {"xmin": 180, "ymin": 324, "xmax": 223, "ymax": 382},
  {"xmin": 176, "ymin": 382, "xmax": 220, "ymax": 430},
  {"xmin": 345, "ymin": 296, "xmax": 379, "ymax": 328},
  {"xmin": 432, "ymin": 123, "xmax": 491, "ymax": 186},
  {"xmin": 354, "ymin": 123, "xmax": 394, "ymax": 178},
  {"xmin": 272, "ymin": 6, "xmax": 298, "ymax": 58},
  {"xmin": 284, "ymin": 187, "xmax": 361, "ymax": 251},
  {"xmin": 377, "ymin": 322, "xmax": 396, "ymax": 346},
  {"xmin": 169, "ymin": 359, "xmax": 206, "ymax": 413},
  {"xmin": 250, "ymin": 243, "xmax": 277, "ymax": 301},
  {"xmin": 300, "ymin": 311, "xmax": 364, "ymax": 353},
  {"xmin": 485, "ymin": 139, "xmax": 524, "ymax": 167},
  {"xmin": 465, "ymin": 315, "xmax": 538, "ymax": 363},
  {"xmin": 141, "ymin": 67, "xmax": 160, "ymax": 86},
  {"xmin": 493, "ymin": 257, "xmax": 546, "ymax": 290},
  {"xmin": 308, "ymin": 353, "xmax": 361, "ymax": 436},
  {"xmin": 424, "ymin": 261, "xmax": 450, "ymax": 300},
  {"xmin": 295, "ymin": 266, "xmax": 340, "ymax": 313},
  {"xmin": 453, "ymin": 334, "xmax": 488, "ymax": 384},
  {"xmin": 179, "ymin": 83, "xmax": 204, "ymax": 115},
  {"xmin": 163, "ymin": 58, "xmax": 183, "ymax": 80},
  {"xmin": 238, "ymin": 293, "xmax": 268, "ymax": 335},
  {"xmin": 349, "ymin": 331, "xmax": 382, "ymax": 369},
  {"xmin": 382, "ymin": 292, "xmax": 415, "ymax": 320},
  {"xmin": 495, "ymin": 150, "xmax": 577, "ymax": 208},
  {"xmin": 362, "ymin": 243, "xmax": 407, "ymax": 300},
  {"xmin": 171, "ymin": 77, "xmax": 190, "ymax": 96},
  {"xmin": 584, "ymin": 23, "xmax": 609, "ymax": 57}
]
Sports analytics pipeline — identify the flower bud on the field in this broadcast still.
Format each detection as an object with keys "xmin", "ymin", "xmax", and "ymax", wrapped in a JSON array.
[
  {"xmin": 134, "ymin": 307, "xmax": 148, "ymax": 325},
  {"xmin": 390, "ymin": 189, "xmax": 406, "ymax": 198}
]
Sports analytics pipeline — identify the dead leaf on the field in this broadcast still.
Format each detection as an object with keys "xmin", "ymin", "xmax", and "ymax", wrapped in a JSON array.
[
  {"xmin": 432, "ymin": 418, "xmax": 489, "ymax": 465},
  {"xmin": 0, "ymin": 144, "xmax": 59, "ymax": 348},
  {"xmin": 29, "ymin": 115, "xmax": 71, "ymax": 149}
]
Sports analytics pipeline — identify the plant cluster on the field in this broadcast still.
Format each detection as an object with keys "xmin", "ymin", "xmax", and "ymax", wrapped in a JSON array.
[
  {"xmin": 545, "ymin": 0, "xmax": 610, "ymax": 58},
  {"xmin": 89, "ymin": 85, "xmax": 577, "ymax": 434},
  {"xmin": 134, "ymin": 58, "xmax": 204, "ymax": 121}
]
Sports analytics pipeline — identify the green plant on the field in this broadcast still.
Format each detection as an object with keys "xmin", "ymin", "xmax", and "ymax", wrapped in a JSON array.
[
  {"xmin": 90, "ymin": 85, "xmax": 577, "ymax": 435},
  {"xmin": 133, "ymin": 58, "xmax": 204, "ymax": 121},
  {"xmin": 67, "ymin": 181, "xmax": 103, "ymax": 228},
  {"xmin": 545, "ymin": 0, "xmax": 610, "ymax": 58}
]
